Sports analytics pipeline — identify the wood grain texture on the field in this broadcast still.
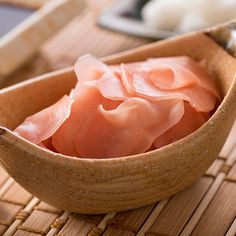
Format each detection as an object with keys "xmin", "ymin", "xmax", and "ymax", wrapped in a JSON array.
[
  {"xmin": 227, "ymin": 163, "xmax": 236, "ymax": 181},
  {"xmin": 103, "ymin": 228, "xmax": 135, "ymax": 236},
  {"xmin": 41, "ymin": 10, "xmax": 149, "ymax": 71},
  {"xmin": 146, "ymin": 177, "xmax": 213, "ymax": 236},
  {"xmin": 0, "ymin": 225, "xmax": 7, "ymax": 235},
  {"xmin": 2, "ymin": 197, "xmax": 40, "ymax": 236},
  {"xmin": 14, "ymin": 229, "xmax": 42, "ymax": 236},
  {"xmin": 226, "ymin": 218, "xmax": 236, "ymax": 236},
  {"xmin": 35, "ymin": 201, "xmax": 62, "ymax": 214},
  {"xmin": 106, "ymin": 204, "xmax": 155, "ymax": 233},
  {"xmin": 0, "ymin": 178, "xmax": 14, "ymax": 197},
  {"xmin": 0, "ymin": 200, "xmax": 22, "ymax": 225},
  {"xmin": 219, "ymin": 120, "xmax": 236, "ymax": 159},
  {"xmin": 205, "ymin": 159, "xmax": 224, "ymax": 177},
  {"xmin": 58, "ymin": 216, "xmax": 96, "ymax": 236},
  {"xmin": 18, "ymin": 210, "xmax": 58, "ymax": 234},
  {"xmin": 1, "ymin": 182, "xmax": 32, "ymax": 205},
  {"xmin": 0, "ymin": 166, "xmax": 8, "ymax": 186},
  {"xmin": 192, "ymin": 181, "xmax": 236, "ymax": 236}
]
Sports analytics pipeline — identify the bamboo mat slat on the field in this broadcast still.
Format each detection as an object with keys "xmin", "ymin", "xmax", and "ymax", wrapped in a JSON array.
[
  {"xmin": 14, "ymin": 229, "xmax": 42, "ymax": 236},
  {"xmin": 104, "ymin": 204, "xmax": 155, "ymax": 233},
  {"xmin": 18, "ymin": 210, "xmax": 59, "ymax": 234},
  {"xmin": 0, "ymin": 225, "xmax": 7, "ymax": 235},
  {"xmin": 103, "ymin": 228, "xmax": 135, "ymax": 236},
  {"xmin": 1, "ymin": 182, "xmax": 32, "ymax": 205},
  {"xmin": 2, "ymin": 197, "xmax": 40, "ymax": 236},
  {"xmin": 0, "ymin": 1, "xmax": 236, "ymax": 236},
  {"xmin": 219, "ymin": 120, "xmax": 236, "ymax": 159},
  {"xmin": 41, "ymin": 12, "xmax": 148, "ymax": 71},
  {"xmin": 0, "ymin": 201, "xmax": 22, "ymax": 225},
  {"xmin": 146, "ymin": 177, "xmax": 213, "ymax": 236},
  {"xmin": 58, "ymin": 215, "xmax": 98, "ymax": 236},
  {"xmin": 191, "ymin": 181, "xmax": 236, "ymax": 236},
  {"xmin": 205, "ymin": 159, "xmax": 224, "ymax": 177},
  {"xmin": 226, "ymin": 218, "xmax": 236, "ymax": 236},
  {"xmin": 0, "ymin": 179, "xmax": 14, "ymax": 198},
  {"xmin": 0, "ymin": 168, "xmax": 8, "ymax": 186},
  {"xmin": 228, "ymin": 163, "xmax": 236, "ymax": 181},
  {"xmin": 34, "ymin": 202, "xmax": 62, "ymax": 214}
]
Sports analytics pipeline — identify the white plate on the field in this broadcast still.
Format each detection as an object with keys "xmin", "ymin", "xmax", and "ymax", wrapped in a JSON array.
[{"xmin": 98, "ymin": 0, "xmax": 178, "ymax": 40}]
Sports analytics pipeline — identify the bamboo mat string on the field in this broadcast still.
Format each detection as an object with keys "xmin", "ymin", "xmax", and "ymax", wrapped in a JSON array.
[
  {"xmin": 3, "ymin": 197, "xmax": 40, "ymax": 236},
  {"xmin": 87, "ymin": 212, "xmax": 116, "ymax": 236},
  {"xmin": 136, "ymin": 199, "xmax": 169, "ymax": 236},
  {"xmin": 46, "ymin": 212, "xmax": 70, "ymax": 236}
]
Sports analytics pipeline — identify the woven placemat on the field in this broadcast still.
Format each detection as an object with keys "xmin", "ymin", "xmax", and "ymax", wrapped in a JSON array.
[{"xmin": 0, "ymin": 1, "xmax": 236, "ymax": 236}]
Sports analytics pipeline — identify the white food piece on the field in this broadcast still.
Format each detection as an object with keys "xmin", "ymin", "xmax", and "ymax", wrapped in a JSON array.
[
  {"xmin": 177, "ymin": 12, "xmax": 209, "ymax": 33},
  {"xmin": 141, "ymin": 0, "xmax": 192, "ymax": 31},
  {"xmin": 142, "ymin": 0, "xmax": 236, "ymax": 33}
]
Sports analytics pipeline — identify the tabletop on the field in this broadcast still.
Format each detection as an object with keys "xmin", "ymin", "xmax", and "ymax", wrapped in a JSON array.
[{"xmin": 0, "ymin": 1, "xmax": 236, "ymax": 236}]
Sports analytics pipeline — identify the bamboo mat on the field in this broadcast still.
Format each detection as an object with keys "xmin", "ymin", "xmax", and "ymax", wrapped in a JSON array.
[{"xmin": 0, "ymin": 1, "xmax": 236, "ymax": 236}]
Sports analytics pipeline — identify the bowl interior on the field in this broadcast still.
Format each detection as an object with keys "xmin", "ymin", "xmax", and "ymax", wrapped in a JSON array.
[
  {"xmin": 0, "ymin": 33, "xmax": 236, "ymax": 131},
  {"xmin": 0, "ymin": 32, "xmax": 236, "ymax": 214}
]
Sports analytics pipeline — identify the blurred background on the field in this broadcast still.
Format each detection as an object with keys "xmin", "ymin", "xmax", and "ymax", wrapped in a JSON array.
[{"xmin": 1, "ymin": 0, "xmax": 236, "ymax": 87}]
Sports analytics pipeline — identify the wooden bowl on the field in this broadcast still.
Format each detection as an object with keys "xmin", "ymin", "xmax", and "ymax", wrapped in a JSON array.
[{"xmin": 0, "ymin": 30, "xmax": 236, "ymax": 214}]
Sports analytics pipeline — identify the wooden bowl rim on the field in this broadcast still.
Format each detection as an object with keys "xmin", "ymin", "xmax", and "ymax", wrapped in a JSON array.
[{"xmin": 1, "ymin": 45, "xmax": 236, "ymax": 166}]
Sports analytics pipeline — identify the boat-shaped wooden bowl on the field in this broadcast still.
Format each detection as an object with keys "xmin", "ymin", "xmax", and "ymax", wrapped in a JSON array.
[{"xmin": 0, "ymin": 26, "xmax": 236, "ymax": 214}]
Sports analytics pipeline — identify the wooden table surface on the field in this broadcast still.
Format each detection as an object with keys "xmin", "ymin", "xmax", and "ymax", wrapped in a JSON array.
[{"xmin": 0, "ymin": 1, "xmax": 236, "ymax": 236}]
